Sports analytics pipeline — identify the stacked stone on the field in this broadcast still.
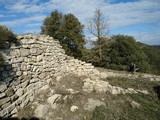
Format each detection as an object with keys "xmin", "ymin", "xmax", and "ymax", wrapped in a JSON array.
[
  {"xmin": 65, "ymin": 57, "xmax": 100, "ymax": 77},
  {"xmin": 0, "ymin": 34, "xmax": 99, "ymax": 117}
]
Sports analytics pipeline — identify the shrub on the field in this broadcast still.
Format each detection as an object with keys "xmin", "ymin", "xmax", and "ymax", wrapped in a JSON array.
[{"xmin": 0, "ymin": 25, "xmax": 17, "ymax": 49}]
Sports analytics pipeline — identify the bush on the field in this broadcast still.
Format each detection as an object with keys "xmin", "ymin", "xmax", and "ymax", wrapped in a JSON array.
[
  {"xmin": 0, "ymin": 25, "xmax": 17, "ymax": 49},
  {"xmin": 91, "ymin": 105, "xmax": 106, "ymax": 120}
]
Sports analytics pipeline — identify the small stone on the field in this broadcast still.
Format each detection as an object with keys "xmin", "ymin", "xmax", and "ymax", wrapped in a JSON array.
[
  {"xmin": 100, "ymin": 72, "xmax": 108, "ymax": 79},
  {"xmin": 11, "ymin": 108, "xmax": 18, "ymax": 115},
  {"xmin": 131, "ymin": 101, "xmax": 140, "ymax": 108},
  {"xmin": 30, "ymin": 78, "xmax": 39, "ymax": 83},
  {"xmin": 16, "ymin": 71, "xmax": 22, "ymax": 76},
  {"xmin": 2, "ymin": 102, "xmax": 11, "ymax": 108},
  {"xmin": 47, "ymin": 94, "xmax": 61, "ymax": 105},
  {"xmin": 0, "ymin": 84, "xmax": 7, "ymax": 92},
  {"xmin": 0, "ymin": 97, "xmax": 10, "ymax": 106},
  {"xmin": 39, "ymin": 73, "xmax": 46, "ymax": 79},
  {"xmin": 21, "ymin": 80, "xmax": 29, "ymax": 88},
  {"xmin": 20, "ymin": 48, "xmax": 30, "ymax": 57},
  {"xmin": 0, "ymin": 93, "xmax": 6, "ymax": 99},
  {"xmin": 7, "ymin": 103, "xmax": 15, "ymax": 113},
  {"xmin": 16, "ymin": 88, "xmax": 24, "ymax": 96},
  {"xmin": 37, "ymin": 55, "xmax": 43, "ymax": 62},
  {"xmin": 30, "ymin": 48, "xmax": 37, "ymax": 54},
  {"xmin": 6, "ymin": 87, "xmax": 14, "ymax": 97},
  {"xmin": 70, "ymin": 105, "xmax": 79, "ymax": 112}
]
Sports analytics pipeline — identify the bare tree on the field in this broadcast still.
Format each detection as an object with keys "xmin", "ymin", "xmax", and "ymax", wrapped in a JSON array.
[{"xmin": 88, "ymin": 9, "xmax": 109, "ymax": 60}]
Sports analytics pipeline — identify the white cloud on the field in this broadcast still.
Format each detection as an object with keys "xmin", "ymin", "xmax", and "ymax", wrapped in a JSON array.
[
  {"xmin": 1, "ymin": 0, "xmax": 160, "ymax": 44},
  {"xmin": 0, "ymin": 15, "xmax": 46, "ymax": 27},
  {"xmin": 2, "ymin": 0, "xmax": 160, "ymax": 29}
]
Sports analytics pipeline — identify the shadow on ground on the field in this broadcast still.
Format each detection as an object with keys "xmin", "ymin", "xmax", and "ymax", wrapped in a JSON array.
[
  {"xmin": 153, "ymin": 85, "xmax": 160, "ymax": 100},
  {"xmin": 0, "ymin": 117, "xmax": 39, "ymax": 120}
]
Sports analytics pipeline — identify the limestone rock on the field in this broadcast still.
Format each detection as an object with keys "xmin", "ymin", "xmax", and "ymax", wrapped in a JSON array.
[
  {"xmin": 35, "ymin": 104, "xmax": 49, "ymax": 118},
  {"xmin": 0, "ymin": 97, "xmax": 10, "ymax": 106},
  {"xmin": 131, "ymin": 101, "xmax": 140, "ymax": 108},
  {"xmin": 0, "ymin": 93, "xmax": 6, "ymax": 99},
  {"xmin": 70, "ymin": 105, "xmax": 79, "ymax": 112},
  {"xmin": 39, "ymin": 73, "xmax": 46, "ymax": 79},
  {"xmin": 0, "ymin": 84, "xmax": 7, "ymax": 92},
  {"xmin": 20, "ymin": 49, "xmax": 30, "ymax": 57},
  {"xmin": 47, "ymin": 94, "xmax": 61, "ymax": 105},
  {"xmin": 100, "ymin": 72, "xmax": 108, "ymax": 79},
  {"xmin": 16, "ymin": 88, "xmax": 24, "ymax": 97},
  {"xmin": 30, "ymin": 48, "xmax": 37, "ymax": 54},
  {"xmin": 6, "ymin": 87, "xmax": 14, "ymax": 97}
]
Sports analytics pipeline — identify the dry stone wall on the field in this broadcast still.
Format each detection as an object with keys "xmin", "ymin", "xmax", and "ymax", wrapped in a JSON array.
[{"xmin": 0, "ymin": 34, "xmax": 99, "ymax": 117}]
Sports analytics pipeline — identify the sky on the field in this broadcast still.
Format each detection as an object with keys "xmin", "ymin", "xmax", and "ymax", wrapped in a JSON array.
[{"xmin": 0, "ymin": 0, "xmax": 160, "ymax": 45}]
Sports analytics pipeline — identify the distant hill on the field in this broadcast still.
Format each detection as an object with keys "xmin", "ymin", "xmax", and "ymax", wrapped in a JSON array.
[{"xmin": 152, "ymin": 45, "xmax": 160, "ymax": 50}]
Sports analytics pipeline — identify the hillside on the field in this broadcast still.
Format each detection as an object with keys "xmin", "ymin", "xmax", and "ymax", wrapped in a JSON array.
[
  {"xmin": 152, "ymin": 45, "xmax": 160, "ymax": 50},
  {"xmin": 11, "ymin": 69, "xmax": 160, "ymax": 120}
]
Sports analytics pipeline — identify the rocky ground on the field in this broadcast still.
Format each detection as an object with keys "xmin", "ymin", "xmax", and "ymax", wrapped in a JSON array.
[{"xmin": 11, "ymin": 68, "xmax": 160, "ymax": 120}]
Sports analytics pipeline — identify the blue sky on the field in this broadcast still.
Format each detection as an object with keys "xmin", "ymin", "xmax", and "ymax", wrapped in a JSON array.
[{"xmin": 0, "ymin": 0, "xmax": 160, "ymax": 45}]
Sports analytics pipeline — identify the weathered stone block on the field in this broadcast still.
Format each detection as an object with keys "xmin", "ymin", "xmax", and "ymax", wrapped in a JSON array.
[
  {"xmin": 16, "ymin": 88, "xmax": 24, "ymax": 97},
  {"xmin": 30, "ymin": 78, "xmax": 39, "ymax": 83},
  {"xmin": 6, "ymin": 87, "xmax": 14, "ymax": 97},
  {"xmin": 0, "ymin": 97, "xmax": 10, "ymax": 106},
  {"xmin": 11, "ymin": 94, "xmax": 19, "ymax": 101},
  {"xmin": 7, "ymin": 103, "xmax": 15, "ymax": 113},
  {"xmin": 16, "ymin": 71, "xmax": 22, "ymax": 76},
  {"xmin": 20, "ymin": 98, "xmax": 29, "ymax": 108},
  {"xmin": 2, "ymin": 102, "xmax": 11, "ymax": 109},
  {"xmin": 0, "ymin": 84, "xmax": 7, "ymax": 92},
  {"xmin": 30, "ymin": 48, "xmax": 37, "ymax": 54},
  {"xmin": 0, "ymin": 93, "xmax": 6, "ymax": 99},
  {"xmin": 0, "ymin": 109, "xmax": 7, "ymax": 117},
  {"xmin": 20, "ymin": 48, "xmax": 30, "ymax": 57},
  {"xmin": 39, "ymin": 73, "xmax": 46, "ymax": 79}
]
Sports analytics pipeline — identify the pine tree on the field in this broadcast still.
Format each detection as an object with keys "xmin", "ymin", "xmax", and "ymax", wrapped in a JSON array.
[{"xmin": 41, "ymin": 10, "xmax": 85, "ymax": 58}]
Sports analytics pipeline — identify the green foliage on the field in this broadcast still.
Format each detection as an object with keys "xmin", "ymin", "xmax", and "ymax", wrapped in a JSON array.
[
  {"xmin": 86, "ymin": 35, "xmax": 150, "ymax": 73},
  {"xmin": 107, "ymin": 35, "xmax": 150, "ymax": 72},
  {"xmin": 91, "ymin": 105, "xmax": 106, "ymax": 120},
  {"xmin": 142, "ymin": 45, "xmax": 160, "ymax": 75},
  {"xmin": 0, "ymin": 25, "xmax": 17, "ymax": 49},
  {"xmin": 41, "ymin": 10, "xmax": 85, "ymax": 58},
  {"xmin": 0, "ymin": 25, "xmax": 17, "ymax": 68}
]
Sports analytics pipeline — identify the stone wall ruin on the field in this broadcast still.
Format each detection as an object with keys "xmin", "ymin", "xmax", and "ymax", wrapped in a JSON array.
[{"xmin": 0, "ymin": 34, "xmax": 99, "ymax": 117}]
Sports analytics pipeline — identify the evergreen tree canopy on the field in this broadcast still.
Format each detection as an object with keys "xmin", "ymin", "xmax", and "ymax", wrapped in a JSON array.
[
  {"xmin": 107, "ymin": 35, "xmax": 149, "ymax": 72},
  {"xmin": 41, "ymin": 10, "xmax": 85, "ymax": 58}
]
